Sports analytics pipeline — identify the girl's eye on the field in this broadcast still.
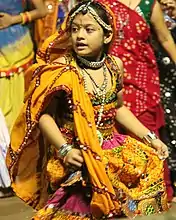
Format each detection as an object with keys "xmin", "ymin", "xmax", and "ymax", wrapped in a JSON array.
[
  {"xmin": 86, "ymin": 28, "xmax": 94, "ymax": 33},
  {"xmin": 72, "ymin": 27, "xmax": 78, "ymax": 33}
]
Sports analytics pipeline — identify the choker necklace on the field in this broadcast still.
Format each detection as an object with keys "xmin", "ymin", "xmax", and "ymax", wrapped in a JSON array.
[{"xmin": 77, "ymin": 54, "xmax": 106, "ymax": 69}]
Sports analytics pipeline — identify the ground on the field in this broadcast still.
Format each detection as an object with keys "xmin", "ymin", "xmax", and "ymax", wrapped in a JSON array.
[{"xmin": 0, "ymin": 196, "xmax": 176, "ymax": 220}]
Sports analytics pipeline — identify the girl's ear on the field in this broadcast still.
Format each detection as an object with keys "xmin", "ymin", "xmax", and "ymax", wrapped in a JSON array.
[{"xmin": 104, "ymin": 30, "xmax": 113, "ymax": 44}]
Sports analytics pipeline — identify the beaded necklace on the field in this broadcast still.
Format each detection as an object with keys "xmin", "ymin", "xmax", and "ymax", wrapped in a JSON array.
[
  {"xmin": 83, "ymin": 66, "xmax": 108, "ymax": 98},
  {"xmin": 81, "ymin": 65, "xmax": 108, "ymax": 145}
]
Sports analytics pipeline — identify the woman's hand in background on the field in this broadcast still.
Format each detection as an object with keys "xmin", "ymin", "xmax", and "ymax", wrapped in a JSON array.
[{"xmin": 0, "ymin": 13, "xmax": 13, "ymax": 29}]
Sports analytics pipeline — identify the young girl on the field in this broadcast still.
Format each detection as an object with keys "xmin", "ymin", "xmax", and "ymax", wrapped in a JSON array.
[{"xmin": 7, "ymin": 1, "xmax": 169, "ymax": 219}]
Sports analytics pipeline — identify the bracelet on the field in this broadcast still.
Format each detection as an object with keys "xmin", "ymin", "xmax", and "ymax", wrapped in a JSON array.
[
  {"xmin": 20, "ymin": 12, "xmax": 32, "ymax": 25},
  {"xmin": 20, "ymin": 13, "xmax": 28, "ymax": 24},
  {"xmin": 25, "ymin": 11, "xmax": 32, "ymax": 22},
  {"xmin": 142, "ymin": 131, "xmax": 158, "ymax": 146},
  {"xmin": 58, "ymin": 143, "xmax": 73, "ymax": 159}
]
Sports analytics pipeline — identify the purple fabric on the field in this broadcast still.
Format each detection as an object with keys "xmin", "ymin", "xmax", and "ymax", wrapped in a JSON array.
[
  {"xmin": 46, "ymin": 187, "xmax": 90, "ymax": 214},
  {"xmin": 102, "ymin": 133, "xmax": 126, "ymax": 150}
]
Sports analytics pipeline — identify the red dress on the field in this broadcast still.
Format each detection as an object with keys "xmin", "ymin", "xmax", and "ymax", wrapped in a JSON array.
[{"xmin": 102, "ymin": 0, "xmax": 161, "ymax": 116}]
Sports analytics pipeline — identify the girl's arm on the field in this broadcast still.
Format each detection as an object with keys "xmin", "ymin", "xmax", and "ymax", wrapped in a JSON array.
[
  {"xmin": 115, "ymin": 91, "xmax": 168, "ymax": 159},
  {"xmin": 114, "ymin": 56, "xmax": 168, "ymax": 159},
  {"xmin": 151, "ymin": 0, "xmax": 176, "ymax": 62},
  {"xmin": 12, "ymin": 0, "xmax": 47, "ymax": 24},
  {"xmin": 115, "ymin": 91, "xmax": 150, "ymax": 139},
  {"xmin": 39, "ymin": 114, "xmax": 67, "ymax": 149},
  {"xmin": 39, "ymin": 113, "xmax": 83, "ymax": 168}
]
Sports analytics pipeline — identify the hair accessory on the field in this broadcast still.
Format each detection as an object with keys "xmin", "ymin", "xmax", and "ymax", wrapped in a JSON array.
[
  {"xmin": 82, "ymin": 1, "xmax": 92, "ymax": 14},
  {"xmin": 69, "ymin": 1, "xmax": 112, "ymax": 31}
]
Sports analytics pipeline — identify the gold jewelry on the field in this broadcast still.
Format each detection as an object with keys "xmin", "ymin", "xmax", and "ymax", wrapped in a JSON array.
[
  {"xmin": 20, "ymin": 12, "xmax": 32, "ymax": 25},
  {"xmin": 20, "ymin": 13, "xmax": 27, "ymax": 24}
]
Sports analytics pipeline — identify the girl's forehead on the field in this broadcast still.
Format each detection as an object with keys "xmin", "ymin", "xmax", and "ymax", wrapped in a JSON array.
[{"xmin": 71, "ymin": 12, "xmax": 101, "ymax": 26}]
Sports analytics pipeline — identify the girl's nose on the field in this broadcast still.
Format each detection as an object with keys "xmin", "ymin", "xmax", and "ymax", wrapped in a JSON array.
[{"xmin": 77, "ymin": 28, "xmax": 85, "ymax": 39}]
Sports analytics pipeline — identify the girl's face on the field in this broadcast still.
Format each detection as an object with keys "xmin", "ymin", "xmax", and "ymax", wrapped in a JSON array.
[{"xmin": 71, "ymin": 12, "xmax": 109, "ymax": 60}]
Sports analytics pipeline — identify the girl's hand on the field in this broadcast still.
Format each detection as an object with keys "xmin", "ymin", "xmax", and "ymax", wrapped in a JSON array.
[
  {"xmin": 151, "ymin": 139, "xmax": 169, "ymax": 160},
  {"xmin": 64, "ymin": 148, "xmax": 84, "ymax": 169},
  {"xmin": 0, "ymin": 13, "xmax": 13, "ymax": 29}
]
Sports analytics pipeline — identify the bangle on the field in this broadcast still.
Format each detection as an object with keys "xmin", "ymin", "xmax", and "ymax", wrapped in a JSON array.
[
  {"xmin": 58, "ymin": 143, "xmax": 73, "ymax": 159},
  {"xmin": 142, "ymin": 131, "xmax": 158, "ymax": 146},
  {"xmin": 20, "ymin": 12, "xmax": 28, "ymax": 24},
  {"xmin": 25, "ymin": 12, "xmax": 32, "ymax": 22},
  {"xmin": 20, "ymin": 12, "xmax": 31, "ymax": 25},
  {"xmin": 20, "ymin": 13, "xmax": 26, "ymax": 24}
]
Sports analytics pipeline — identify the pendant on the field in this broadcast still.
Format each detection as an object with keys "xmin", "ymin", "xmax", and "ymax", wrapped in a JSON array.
[{"xmin": 96, "ymin": 130, "xmax": 103, "ymax": 146}]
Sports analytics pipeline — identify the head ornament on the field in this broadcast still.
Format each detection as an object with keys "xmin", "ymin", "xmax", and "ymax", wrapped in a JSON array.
[{"xmin": 69, "ymin": 1, "xmax": 112, "ymax": 31}]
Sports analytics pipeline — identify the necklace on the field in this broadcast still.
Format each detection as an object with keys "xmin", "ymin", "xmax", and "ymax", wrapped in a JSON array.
[
  {"xmin": 81, "ymin": 65, "xmax": 108, "ymax": 145},
  {"xmin": 77, "ymin": 54, "xmax": 106, "ymax": 69},
  {"xmin": 83, "ymin": 66, "xmax": 108, "ymax": 98}
]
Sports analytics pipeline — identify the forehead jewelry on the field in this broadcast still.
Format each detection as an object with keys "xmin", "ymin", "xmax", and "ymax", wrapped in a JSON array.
[{"xmin": 69, "ymin": 2, "xmax": 112, "ymax": 31}]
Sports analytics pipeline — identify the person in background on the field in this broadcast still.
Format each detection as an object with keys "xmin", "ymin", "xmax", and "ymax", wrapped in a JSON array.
[
  {"xmin": 160, "ymin": 0, "xmax": 176, "ymax": 17},
  {"xmin": 7, "ymin": 1, "xmax": 169, "ymax": 219},
  {"xmin": 34, "ymin": 0, "xmax": 75, "ymax": 49},
  {"xmin": 99, "ymin": 0, "xmax": 176, "ymax": 202},
  {"xmin": 0, "ymin": 109, "xmax": 11, "ymax": 198},
  {"xmin": 0, "ymin": 0, "xmax": 47, "ymax": 133},
  {"xmin": 34, "ymin": 0, "xmax": 59, "ymax": 49}
]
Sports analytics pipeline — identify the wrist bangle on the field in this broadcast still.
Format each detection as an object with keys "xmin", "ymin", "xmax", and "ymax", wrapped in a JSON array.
[
  {"xmin": 20, "ymin": 12, "xmax": 31, "ymax": 25},
  {"xmin": 58, "ymin": 143, "xmax": 73, "ymax": 159},
  {"xmin": 20, "ymin": 13, "xmax": 27, "ymax": 24},
  {"xmin": 25, "ymin": 12, "xmax": 32, "ymax": 22},
  {"xmin": 142, "ymin": 131, "xmax": 158, "ymax": 146}
]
